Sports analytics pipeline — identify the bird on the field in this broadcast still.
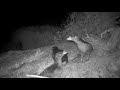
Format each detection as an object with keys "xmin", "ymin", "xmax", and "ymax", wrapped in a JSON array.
[
  {"xmin": 67, "ymin": 36, "xmax": 93, "ymax": 61},
  {"xmin": 39, "ymin": 47, "xmax": 68, "ymax": 78},
  {"xmin": 56, "ymin": 50, "xmax": 68, "ymax": 66}
]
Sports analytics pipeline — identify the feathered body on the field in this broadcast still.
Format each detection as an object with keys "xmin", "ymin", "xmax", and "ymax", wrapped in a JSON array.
[{"xmin": 67, "ymin": 36, "xmax": 93, "ymax": 61}]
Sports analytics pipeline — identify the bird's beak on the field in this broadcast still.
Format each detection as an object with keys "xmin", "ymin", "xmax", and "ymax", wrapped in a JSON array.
[
  {"xmin": 63, "ymin": 51, "xmax": 68, "ymax": 55},
  {"xmin": 67, "ymin": 36, "xmax": 73, "ymax": 40}
]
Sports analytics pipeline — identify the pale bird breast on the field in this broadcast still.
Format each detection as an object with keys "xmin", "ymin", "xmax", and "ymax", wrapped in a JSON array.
[{"xmin": 77, "ymin": 42, "xmax": 88, "ymax": 53}]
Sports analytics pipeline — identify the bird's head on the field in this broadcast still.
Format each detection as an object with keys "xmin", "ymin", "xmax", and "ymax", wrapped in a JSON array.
[{"xmin": 67, "ymin": 36, "xmax": 78, "ymax": 42}]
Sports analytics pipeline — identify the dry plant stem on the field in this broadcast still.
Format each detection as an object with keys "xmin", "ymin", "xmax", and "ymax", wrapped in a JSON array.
[{"xmin": 26, "ymin": 74, "xmax": 48, "ymax": 78}]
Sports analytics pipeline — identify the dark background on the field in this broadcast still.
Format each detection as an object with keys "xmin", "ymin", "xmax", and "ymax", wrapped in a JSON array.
[{"xmin": 0, "ymin": 10, "xmax": 69, "ymax": 53}]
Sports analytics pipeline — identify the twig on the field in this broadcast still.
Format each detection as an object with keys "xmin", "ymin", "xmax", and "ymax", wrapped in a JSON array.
[{"xmin": 26, "ymin": 74, "xmax": 48, "ymax": 78}]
